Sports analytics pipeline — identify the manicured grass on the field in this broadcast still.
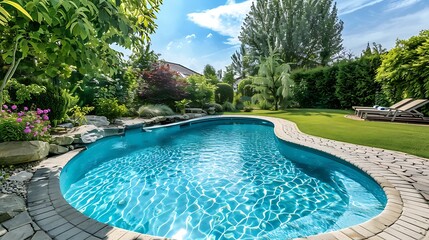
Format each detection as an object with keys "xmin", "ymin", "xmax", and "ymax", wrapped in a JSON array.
[{"xmin": 227, "ymin": 109, "xmax": 429, "ymax": 159}]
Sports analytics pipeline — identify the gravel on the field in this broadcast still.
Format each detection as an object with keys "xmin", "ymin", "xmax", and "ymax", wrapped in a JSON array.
[{"xmin": 0, "ymin": 161, "xmax": 41, "ymax": 199}]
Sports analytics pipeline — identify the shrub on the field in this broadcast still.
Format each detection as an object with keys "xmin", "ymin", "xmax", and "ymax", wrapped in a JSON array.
[
  {"xmin": 186, "ymin": 75, "xmax": 216, "ymax": 107},
  {"xmin": 68, "ymin": 106, "xmax": 95, "ymax": 126},
  {"xmin": 258, "ymin": 99, "xmax": 272, "ymax": 110},
  {"xmin": 204, "ymin": 103, "xmax": 223, "ymax": 113},
  {"xmin": 233, "ymin": 94, "xmax": 244, "ymax": 110},
  {"xmin": 222, "ymin": 101, "xmax": 236, "ymax": 112},
  {"xmin": 138, "ymin": 104, "xmax": 175, "ymax": 118},
  {"xmin": 0, "ymin": 105, "xmax": 51, "ymax": 142},
  {"xmin": 95, "ymin": 98, "xmax": 127, "ymax": 121},
  {"xmin": 243, "ymin": 101, "xmax": 253, "ymax": 112},
  {"xmin": 26, "ymin": 85, "xmax": 76, "ymax": 126},
  {"xmin": 174, "ymin": 99, "xmax": 192, "ymax": 114},
  {"xmin": 215, "ymin": 83, "xmax": 234, "ymax": 104}
]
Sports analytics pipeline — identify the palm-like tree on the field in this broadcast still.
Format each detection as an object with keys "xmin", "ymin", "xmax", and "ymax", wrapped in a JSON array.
[{"xmin": 252, "ymin": 47, "xmax": 292, "ymax": 110}]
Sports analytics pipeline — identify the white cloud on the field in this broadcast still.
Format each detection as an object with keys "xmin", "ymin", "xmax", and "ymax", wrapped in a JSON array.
[
  {"xmin": 337, "ymin": 0, "xmax": 385, "ymax": 15},
  {"xmin": 385, "ymin": 0, "xmax": 422, "ymax": 11},
  {"xmin": 343, "ymin": 7, "xmax": 429, "ymax": 54},
  {"xmin": 166, "ymin": 41, "xmax": 173, "ymax": 51},
  {"xmin": 206, "ymin": 33, "xmax": 213, "ymax": 38},
  {"xmin": 187, "ymin": 0, "xmax": 254, "ymax": 45},
  {"xmin": 185, "ymin": 34, "xmax": 196, "ymax": 43}
]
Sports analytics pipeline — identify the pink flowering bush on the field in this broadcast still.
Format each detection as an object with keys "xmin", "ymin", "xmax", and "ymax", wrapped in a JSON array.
[{"xmin": 0, "ymin": 105, "xmax": 51, "ymax": 142}]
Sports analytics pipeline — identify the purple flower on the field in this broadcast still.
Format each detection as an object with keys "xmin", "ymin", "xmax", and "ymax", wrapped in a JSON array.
[
  {"xmin": 7, "ymin": 110, "xmax": 11, "ymax": 113},
  {"xmin": 34, "ymin": 119, "xmax": 41, "ymax": 124},
  {"xmin": 30, "ymin": 125, "xmax": 35, "ymax": 128},
  {"xmin": 23, "ymin": 106, "xmax": 28, "ymax": 111},
  {"xmin": 33, "ymin": 131, "xmax": 38, "ymax": 137},
  {"xmin": 18, "ymin": 111, "xmax": 24, "ymax": 117},
  {"xmin": 47, "ymin": 125, "xmax": 51, "ymax": 128},
  {"xmin": 42, "ymin": 127, "xmax": 48, "ymax": 131},
  {"xmin": 36, "ymin": 108, "xmax": 43, "ymax": 115},
  {"xmin": 2, "ymin": 105, "xmax": 8, "ymax": 109},
  {"xmin": 16, "ymin": 118, "xmax": 22, "ymax": 123},
  {"xmin": 11, "ymin": 105, "xmax": 17, "ymax": 110},
  {"xmin": 43, "ymin": 109, "xmax": 49, "ymax": 114},
  {"xmin": 1, "ymin": 110, "xmax": 4, "ymax": 113},
  {"xmin": 42, "ymin": 115, "xmax": 49, "ymax": 120},
  {"xmin": 24, "ymin": 127, "xmax": 31, "ymax": 134}
]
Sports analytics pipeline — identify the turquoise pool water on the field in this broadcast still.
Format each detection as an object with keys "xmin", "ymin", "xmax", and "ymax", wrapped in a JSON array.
[{"xmin": 60, "ymin": 118, "xmax": 386, "ymax": 239}]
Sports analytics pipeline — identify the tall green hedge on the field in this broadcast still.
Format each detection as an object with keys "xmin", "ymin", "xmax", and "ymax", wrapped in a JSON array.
[
  {"xmin": 215, "ymin": 83, "xmax": 234, "ymax": 104},
  {"xmin": 291, "ymin": 55, "xmax": 382, "ymax": 109}
]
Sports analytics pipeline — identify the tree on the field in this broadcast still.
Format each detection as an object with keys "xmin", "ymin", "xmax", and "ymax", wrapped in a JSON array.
[
  {"xmin": 376, "ymin": 30, "xmax": 429, "ymax": 103},
  {"xmin": 203, "ymin": 64, "xmax": 218, "ymax": 84},
  {"xmin": 139, "ymin": 65, "xmax": 187, "ymax": 106},
  {"xmin": 0, "ymin": 0, "xmax": 32, "ymax": 26},
  {"xmin": 185, "ymin": 75, "xmax": 216, "ymax": 107},
  {"xmin": 239, "ymin": 0, "xmax": 343, "ymax": 69},
  {"xmin": 231, "ymin": 44, "xmax": 257, "ymax": 79},
  {"xmin": 252, "ymin": 48, "xmax": 292, "ymax": 110},
  {"xmin": 222, "ymin": 66, "xmax": 235, "ymax": 86},
  {"xmin": 0, "ymin": 0, "xmax": 162, "ymax": 109}
]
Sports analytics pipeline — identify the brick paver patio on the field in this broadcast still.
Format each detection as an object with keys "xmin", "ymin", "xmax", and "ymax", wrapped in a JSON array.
[{"xmin": 27, "ymin": 116, "xmax": 429, "ymax": 239}]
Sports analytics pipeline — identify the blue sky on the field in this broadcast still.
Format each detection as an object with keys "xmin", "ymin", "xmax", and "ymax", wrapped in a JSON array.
[{"xmin": 148, "ymin": 0, "xmax": 429, "ymax": 73}]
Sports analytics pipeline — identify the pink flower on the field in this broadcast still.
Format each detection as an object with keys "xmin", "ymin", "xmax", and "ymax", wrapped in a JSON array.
[
  {"xmin": 23, "ymin": 106, "xmax": 28, "ymax": 111},
  {"xmin": 33, "ymin": 131, "xmax": 38, "ymax": 137},
  {"xmin": 34, "ymin": 119, "xmax": 41, "ymax": 124},
  {"xmin": 11, "ymin": 105, "xmax": 17, "ymax": 110},
  {"xmin": 7, "ymin": 110, "xmax": 11, "ymax": 113},
  {"xmin": 42, "ymin": 115, "xmax": 49, "ymax": 120},
  {"xmin": 24, "ymin": 127, "xmax": 31, "ymax": 134},
  {"xmin": 36, "ymin": 108, "xmax": 43, "ymax": 115},
  {"xmin": 43, "ymin": 109, "xmax": 49, "ymax": 114},
  {"xmin": 47, "ymin": 125, "xmax": 51, "ymax": 128},
  {"xmin": 26, "ymin": 122, "xmax": 30, "ymax": 126},
  {"xmin": 2, "ymin": 105, "xmax": 8, "ymax": 109},
  {"xmin": 42, "ymin": 127, "xmax": 48, "ymax": 131},
  {"xmin": 16, "ymin": 118, "xmax": 22, "ymax": 123},
  {"xmin": 18, "ymin": 112, "xmax": 24, "ymax": 117},
  {"xmin": 1, "ymin": 110, "xmax": 4, "ymax": 113}
]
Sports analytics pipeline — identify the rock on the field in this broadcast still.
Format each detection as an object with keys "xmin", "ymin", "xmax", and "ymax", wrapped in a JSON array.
[
  {"xmin": 0, "ymin": 223, "xmax": 34, "ymax": 240},
  {"xmin": 57, "ymin": 123, "xmax": 74, "ymax": 128},
  {"xmin": 80, "ymin": 133, "xmax": 103, "ymax": 144},
  {"xmin": 0, "ymin": 194, "xmax": 26, "ymax": 223},
  {"xmin": 0, "ymin": 225, "xmax": 6, "ymax": 237},
  {"xmin": 8, "ymin": 171, "xmax": 33, "ymax": 183},
  {"xmin": 0, "ymin": 141, "xmax": 49, "ymax": 165},
  {"xmin": 66, "ymin": 125, "xmax": 105, "ymax": 144},
  {"xmin": 85, "ymin": 115, "xmax": 110, "ymax": 127},
  {"xmin": 51, "ymin": 136, "xmax": 74, "ymax": 146},
  {"xmin": 49, "ymin": 144, "xmax": 69, "ymax": 155},
  {"xmin": 2, "ymin": 211, "xmax": 32, "ymax": 231},
  {"xmin": 31, "ymin": 231, "xmax": 52, "ymax": 240}
]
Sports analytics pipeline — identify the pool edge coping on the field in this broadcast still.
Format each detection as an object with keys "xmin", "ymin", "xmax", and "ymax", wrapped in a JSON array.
[{"xmin": 27, "ymin": 115, "xmax": 429, "ymax": 240}]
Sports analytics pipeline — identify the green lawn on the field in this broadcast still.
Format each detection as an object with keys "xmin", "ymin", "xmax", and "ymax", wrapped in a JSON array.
[{"xmin": 226, "ymin": 109, "xmax": 429, "ymax": 159}]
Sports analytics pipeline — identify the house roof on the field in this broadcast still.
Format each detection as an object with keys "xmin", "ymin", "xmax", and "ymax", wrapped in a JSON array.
[{"xmin": 163, "ymin": 61, "xmax": 201, "ymax": 78}]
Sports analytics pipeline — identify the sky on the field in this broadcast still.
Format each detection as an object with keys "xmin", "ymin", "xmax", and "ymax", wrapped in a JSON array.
[{"xmin": 147, "ymin": 0, "xmax": 429, "ymax": 73}]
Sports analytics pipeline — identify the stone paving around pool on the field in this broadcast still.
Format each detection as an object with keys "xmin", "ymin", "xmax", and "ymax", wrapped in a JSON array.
[{"xmin": 8, "ymin": 116, "xmax": 429, "ymax": 240}]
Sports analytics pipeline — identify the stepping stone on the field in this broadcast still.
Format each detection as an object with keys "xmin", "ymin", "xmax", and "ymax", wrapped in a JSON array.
[
  {"xmin": 0, "ymin": 194, "xmax": 26, "ymax": 223},
  {"xmin": 31, "ymin": 231, "xmax": 52, "ymax": 240},
  {"xmin": 8, "ymin": 171, "xmax": 33, "ymax": 182},
  {"xmin": 0, "ymin": 223, "xmax": 34, "ymax": 240},
  {"xmin": 2, "ymin": 211, "xmax": 32, "ymax": 231}
]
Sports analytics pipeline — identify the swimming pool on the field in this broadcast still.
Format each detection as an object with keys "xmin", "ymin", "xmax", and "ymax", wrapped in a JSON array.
[{"xmin": 60, "ymin": 117, "xmax": 386, "ymax": 239}]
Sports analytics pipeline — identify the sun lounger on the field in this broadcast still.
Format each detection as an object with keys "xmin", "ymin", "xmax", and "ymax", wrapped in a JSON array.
[
  {"xmin": 353, "ymin": 98, "xmax": 413, "ymax": 115},
  {"xmin": 361, "ymin": 99, "xmax": 429, "ymax": 121}
]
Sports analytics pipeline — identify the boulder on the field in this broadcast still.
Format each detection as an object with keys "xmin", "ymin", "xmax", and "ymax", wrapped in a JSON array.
[
  {"xmin": 66, "ymin": 125, "xmax": 105, "ymax": 144},
  {"xmin": 85, "ymin": 115, "xmax": 110, "ymax": 127},
  {"xmin": 0, "ymin": 194, "xmax": 26, "ymax": 223},
  {"xmin": 51, "ymin": 136, "xmax": 74, "ymax": 146},
  {"xmin": 0, "ymin": 141, "xmax": 49, "ymax": 165},
  {"xmin": 49, "ymin": 144, "xmax": 69, "ymax": 155},
  {"xmin": 2, "ymin": 211, "xmax": 32, "ymax": 231},
  {"xmin": 80, "ymin": 133, "xmax": 103, "ymax": 144},
  {"xmin": 57, "ymin": 123, "xmax": 73, "ymax": 128},
  {"xmin": 8, "ymin": 171, "xmax": 33, "ymax": 183}
]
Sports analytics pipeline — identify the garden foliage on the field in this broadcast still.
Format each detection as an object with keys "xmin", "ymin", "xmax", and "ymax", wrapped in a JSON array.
[
  {"xmin": 215, "ymin": 83, "xmax": 234, "ymax": 104},
  {"xmin": 138, "ymin": 104, "xmax": 175, "ymax": 118},
  {"xmin": 0, "ymin": 105, "xmax": 51, "ymax": 142}
]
